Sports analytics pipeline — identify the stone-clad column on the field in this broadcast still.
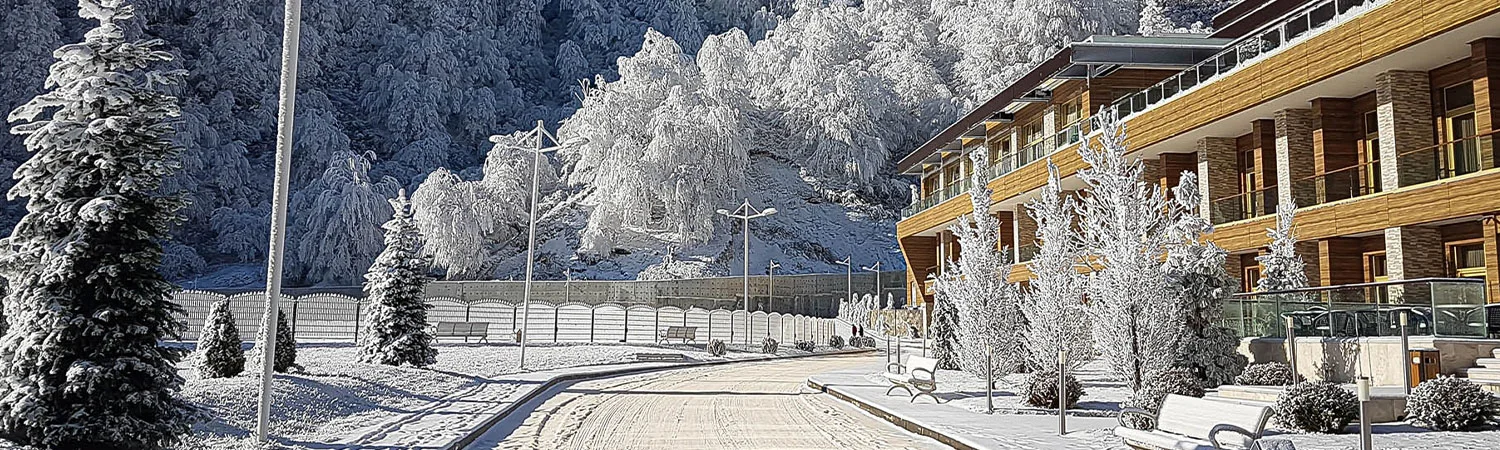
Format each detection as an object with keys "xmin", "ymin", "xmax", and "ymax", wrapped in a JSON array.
[
  {"xmin": 1197, "ymin": 137, "xmax": 1238, "ymax": 222},
  {"xmin": 1376, "ymin": 70, "xmax": 1436, "ymax": 188},
  {"xmin": 1014, "ymin": 204, "xmax": 1038, "ymax": 262},
  {"xmin": 1385, "ymin": 226, "xmax": 1445, "ymax": 304},
  {"xmin": 1276, "ymin": 108, "xmax": 1316, "ymax": 208}
]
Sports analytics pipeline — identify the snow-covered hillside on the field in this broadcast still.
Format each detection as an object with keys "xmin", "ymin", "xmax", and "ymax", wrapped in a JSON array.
[{"xmin": 0, "ymin": 0, "xmax": 1235, "ymax": 285}]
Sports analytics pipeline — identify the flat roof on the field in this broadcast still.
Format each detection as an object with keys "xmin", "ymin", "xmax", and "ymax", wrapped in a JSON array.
[{"xmin": 896, "ymin": 35, "xmax": 1231, "ymax": 174}]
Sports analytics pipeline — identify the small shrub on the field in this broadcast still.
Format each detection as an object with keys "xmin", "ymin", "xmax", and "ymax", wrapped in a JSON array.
[
  {"xmin": 196, "ymin": 299, "xmax": 245, "ymax": 378},
  {"xmin": 254, "ymin": 310, "xmax": 299, "ymax": 373},
  {"xmin": 1407, "ymin": 376, "xmax": 1500, "ymax": 431},
  {"xmin": 1123, "ymin": 367, "xmax": 1204, "ymax": 429},
  {"xmin": 1022, "ymin": 370, "xmax": 1084, "ymax": 409},
  {"xmin": 706, "ymin": 339, "xmax": 727, "ymax": 356},
  {"xmin": 1235, "ymin": 362, "xmax": 1293, "ymax": 386},
  {"xmin": 828, "ymin": 335, "xmax": 845, "ymax": 349},
  {"xmin": 761, "ymin": 337, "xmax": 779, "ymax": 354},
  {"xmin": 794, "ymin": 340, "xmax": 816, "ymax": 352},
  {"xmin": 849, "ymin": 336, "xmax": 877, "ymax": 348},
  {"xmin": 1275, "ymin": 381, "xmax": 1358, "ymax": 433}
]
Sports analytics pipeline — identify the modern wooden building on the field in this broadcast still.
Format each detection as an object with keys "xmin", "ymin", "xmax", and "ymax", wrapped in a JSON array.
[{"xmin": 895, "ymin": 0, "xmax": 1500, "ymax": 386}]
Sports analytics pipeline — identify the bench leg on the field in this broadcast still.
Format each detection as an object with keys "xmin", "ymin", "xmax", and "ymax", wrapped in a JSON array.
[
  {"xmin": 911, "ymin": 391, "xmax": 940, "ymax": 404},
  {"xmin": 885, "ymin": 385, "xmax": 912, "ymax": 397}
]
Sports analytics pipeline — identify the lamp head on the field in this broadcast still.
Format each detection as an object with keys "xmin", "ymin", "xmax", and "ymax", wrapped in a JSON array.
[{"xmin": 715, "ymin": 209, "xmax": 731, "ymax": 216}]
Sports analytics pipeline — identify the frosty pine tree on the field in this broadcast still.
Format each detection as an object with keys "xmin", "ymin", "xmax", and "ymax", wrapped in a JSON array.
[
  {"xmin": 254, "ymin": 310, "xmax": 299, "ymax": 373},
  {"xmin": 0, "ymin": 0, "xmax": 192, "ymax": 447},
  {"xmin": 197, "ymin": 299, "xmax": 246, "ymax": 378},
  {"xmin": 359, "ymin": 190, "xmax": 438, "ymax": 367},
  {"xmin": 1256, "ymin": 203, "xmax": 1309, "ymax": 292}
]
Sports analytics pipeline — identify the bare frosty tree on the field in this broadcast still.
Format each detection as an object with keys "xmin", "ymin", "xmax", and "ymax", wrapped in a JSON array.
[
  {"xmin": 1022, "ymin": 162, "xmax": 1092, "ymax": 374},
  {"xmin": 1256, "ymin": 202, "xmax": 1308, "ymax": 292},
  {"xmin": 1076, "ymin": 109, "xmax": 1186, "ymax": 392}
]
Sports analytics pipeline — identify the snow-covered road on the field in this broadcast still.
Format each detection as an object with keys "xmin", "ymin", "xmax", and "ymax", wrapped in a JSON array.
[{"xmin": 470, "ymin": 353, "xmax": 944, "ymax": 449}]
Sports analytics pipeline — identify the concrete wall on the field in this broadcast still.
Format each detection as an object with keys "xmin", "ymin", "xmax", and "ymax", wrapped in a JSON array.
[{"xmin": 1239, "ymin": 337, "xmax": 1500, "ymax": 386}]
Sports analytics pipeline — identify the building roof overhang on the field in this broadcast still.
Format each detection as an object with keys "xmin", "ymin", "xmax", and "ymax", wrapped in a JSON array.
[{"xmin": 896, "ymin": 35, "xmax": 1232, "ymax": 175}]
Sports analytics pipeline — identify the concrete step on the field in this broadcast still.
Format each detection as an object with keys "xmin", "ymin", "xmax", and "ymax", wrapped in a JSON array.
[
  {"xmin": 1476, "ymin": 358, "xmax": 1500, "ymax": 369},
  {"xmin": 1458, "ymin": 367, "xmax": 1500, "ymax": 381},
  {"xmin": 1494, "ymin": 348, "xmax": 1500, "ymax": 358}
]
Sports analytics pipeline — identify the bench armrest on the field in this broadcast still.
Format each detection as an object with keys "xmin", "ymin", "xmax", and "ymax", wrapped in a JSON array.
[
  {"xmin": 887, "ymin": 362, "xmax": 906, "ymax": 373},
  {"xmin": 1117, "ymin": 408, "xmax": 1157, "ymax": 430},
  {"xmin": 1208, "ymin": 424, "xmax": 1257, "ymax": 450},
  {"xmin": 911, "ymin": 368, "xmax": 936, "ymax": 382}
]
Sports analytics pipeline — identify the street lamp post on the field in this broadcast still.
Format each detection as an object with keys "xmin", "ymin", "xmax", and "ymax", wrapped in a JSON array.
[
  {"xmin": 508, "ymin": 120, "xmax": 587, "ymax": 370},
  {"xmin": 862, "ymin": 261, "xmax": 883, "ymax": 308},
  {"xmin": 767, "ymin": 260, "xmax": 780, "ymax": 316},
  {"xmin": 256, "ymin": 0, "xmax": 303, "ymax": 442},
  {"xmin": 718, "ymin": 199, "xmax": 776, "ymax": 349},
  {"xmin": 834, "ymin": 256, "xmax": 852, "ymax": 307}
]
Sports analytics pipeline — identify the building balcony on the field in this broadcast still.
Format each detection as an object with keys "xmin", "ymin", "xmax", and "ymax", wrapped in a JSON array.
[
  {"xmin": 1112, "ymin": 0, "xmax": 1388, "ymax": 120},
  {"xmin": 1287, "ymin": 131, "xmax": 1497, "ymax": 208},
  {"xmin": 1224, "ymin": 278, "xmax": 1490, "ymax": 339},
  {"xmin": 1210, "ymin": 186, "xmax": 1279, "ymax": 225}
]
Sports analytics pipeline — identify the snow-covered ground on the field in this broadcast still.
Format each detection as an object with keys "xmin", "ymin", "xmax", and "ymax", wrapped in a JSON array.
[{"xmin": 171, "ymin": 342, "xmax": 782, "ymax": 449}]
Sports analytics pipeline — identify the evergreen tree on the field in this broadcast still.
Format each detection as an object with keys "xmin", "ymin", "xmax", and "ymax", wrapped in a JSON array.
[
  {"xmin": 196, "ymin": 299, "xmax": 246, "ymax": 378},
  {"xmin": 0, "ymin": 1, "xmax": 192, "ymax": 447},
  {"xmin": 359, "ymin": 190, "xmax": 438, "ymax": 367},
  {"xmin": 928, "ymin": 287, "xmax": 961, "ymax": 370},
  {"xmin": 254, "ymin": 310, "xmax": 298, "ymax": 373},
  {"xmin": 1256, "ymin": 203, "xmax": 1308, "ymax": 292},
  {"xmin": 1163, "ymin": 172, "xmax": 1247, "ymax": 387}
]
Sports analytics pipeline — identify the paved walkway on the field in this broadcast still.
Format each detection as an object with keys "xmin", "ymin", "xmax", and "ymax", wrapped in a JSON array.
[
  {"xmin": 808, "ymin": 362, "xmax": 1126, "ymax": 450},
  {"xmin": 468, "ymin": 353, "xmax": 942, "ymax": 450}
]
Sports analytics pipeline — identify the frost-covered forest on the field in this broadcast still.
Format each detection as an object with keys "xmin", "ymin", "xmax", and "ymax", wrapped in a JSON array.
[{"xmin": 0, "ymin": 0, "xmax": 1232, "ymax": 286}]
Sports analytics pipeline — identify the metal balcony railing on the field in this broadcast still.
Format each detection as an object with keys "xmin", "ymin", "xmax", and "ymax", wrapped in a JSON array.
[
  {"xmin": 1209, "ymin": 186, "xmax": 1278, "ymax": 225},
  {"xmin": 1111, "ymin": 0, "xmax": 1387, "ymax": 120},
  {"xmin": 1223, "ymin": 278, "xmax": 1489, "ymax": 339}
]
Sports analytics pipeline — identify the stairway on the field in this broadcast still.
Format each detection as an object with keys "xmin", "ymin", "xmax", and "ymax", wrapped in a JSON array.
[{"xmin": 1457, "ymin": 348, "xmax": 1500, "ymax": 393}]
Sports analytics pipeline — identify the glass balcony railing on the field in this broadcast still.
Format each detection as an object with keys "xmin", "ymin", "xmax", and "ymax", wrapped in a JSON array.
[
  {"xmin": 1292, "ymin": 161, "xmax": 1381, "ymax": 205},
  {"xmin": 1209, "ymin": 186, "xmax": 1278, "ymax": 225},
  {"xmin": 1110, "ymin": 0, "xmax": 1386, "ymax": 120},
  {"xmin": 1224, "ymin": 278, "xmax": 1489, "ymax": 339},
  {"xmin": 1052, "ymin": 122, "xmax": 1085, "ymax": 150},
  {"xmin": 903, "ymin": 178, "xmax": 973, "ymax": 218},
  {"xmin": 1016, "ymin": 243, "xmax": 1039, "ymax": 263}
]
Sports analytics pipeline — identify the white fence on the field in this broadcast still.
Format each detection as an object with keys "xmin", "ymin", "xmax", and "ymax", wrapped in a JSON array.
[{"xmin": 173, "ymin": 290, "xmax": 844, "ymax": 345}]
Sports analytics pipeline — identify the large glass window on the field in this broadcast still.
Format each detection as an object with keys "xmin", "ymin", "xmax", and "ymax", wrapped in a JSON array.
[
  {"xmin": 1361, "ymin": 111, "xmax": 1382, "ymax": 194},
  {"xmin": 1238, "ymin": 148, "xmax": 1261, "ymax": 216},
  {"xmin": 1448, "ymin": 241, "xmax": 1487, "ymax": 279},
  {"xmin": 1441, "ymin": 82, "xmax": 1479, "ymax": 178}
]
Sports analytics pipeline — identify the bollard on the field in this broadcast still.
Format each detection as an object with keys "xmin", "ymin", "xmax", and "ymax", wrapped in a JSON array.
[
  {"xmin": 1059, "ymin": 349, "xmax": 1067, "ymax": 435},
  {"xmin": 1357, "ymin": 376, "xmax": 1372, "ymax": 450},
  {"xmin": 1285, "ymin": 315, "xmax": 1298, "ymax": 385},
  {"xmin": 1400, "ymin": 310, "xmax": 1411, "ymax": 396}
]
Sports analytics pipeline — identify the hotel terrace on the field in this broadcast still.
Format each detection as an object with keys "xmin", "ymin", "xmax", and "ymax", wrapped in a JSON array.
[{"xmin": 896, "ymin": 0, "xmax": 1500, "ymax": 388}]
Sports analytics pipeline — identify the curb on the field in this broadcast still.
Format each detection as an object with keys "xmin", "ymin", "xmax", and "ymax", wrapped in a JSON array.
[
  {"xmin": 806, "ymin": 377, "xmax": 986, "ymax": 450},
  {"xmin": 443, "ymin": 347, "xmax": 877, "ymax": 450}
]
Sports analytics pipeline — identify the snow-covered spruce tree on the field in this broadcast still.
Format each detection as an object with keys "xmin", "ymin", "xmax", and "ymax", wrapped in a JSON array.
[
  {"xmin": 933, "ymin": 151, "xmax": 1025, "ymax": 384},
  {"xmin": 1164, "ymin": 172, "xmax": 1247, "ymax": 387},
  {"xmin": 359, "ymin": 189, "xmax": 438, "ymax": 367},
  {"xmin": 1076, "ymin": 109, "xmax": 1186, "ymax": 393},
  {"xmin": 1021, "ymin": 162, "xmax": 1092, "ymax": 374},
  {"xmin": 252, "ymin": 309, "xmax": 299, "ymax": 373},
  {"xmin": 929, "ymin": 282, "xmax": 962, "ymax": 370},
  {"xmin": 1256, "ymin": 202, "xmax": 1308, "ymax": 292},
  {"xmin": 196, "ymin": 299, "xmax": 245, "ymax": 378},
  {"xmin": 0, "ymin": 1, "xmax": 193, "ymax": 447}
]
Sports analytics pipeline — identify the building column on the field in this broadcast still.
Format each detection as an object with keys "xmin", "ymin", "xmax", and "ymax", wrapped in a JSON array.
[
  {"xmin": 1158, "ymin": 152, "xmax": 1196, "ymax": 197},
  {"xmin": 1198, "ymin": 137, "xmax": 1238, "ymax": 222},
  {"xmin": 996, "ymin": 211, "xmax": 1015, "ymax": 257},
  {"xmin": 1385, "ymin": 226, "xmax": 1445, "ymax": 304},
  {"xmin": 1484, "ymin": 217, "xmax": 1500, "ymax": 303},
  {"xmin": 1014, "ymin": 204, "xmax": 1038, "ymax": 262},
  {"xmin": 1252, "ymin": 120, "xmax": 1279, "ymax": 216},
  {"xmin": 1319, "ymin": 238, "xmax": 1364, "ymax": 287},
  {"xmin": 1043, "ymin": 105, "xmax": 1058, "ymax": 151},
  {"xmin": 1472, "ymin": 38, "xmax": 1500, "ymax": 168},
  {"xmin": 1295, "ymin": 241, "xmax": 1322, "ymax": 287},
  {"xmin": 1275, "ymin": 109, "xmax": 1316, "ymax": 209},
  {"xmin": 1376, "ymin": 70, "xmax": 1436, "ymax": 188},
  {"xmin": 1311, "ymin": 98, "xmax": 1361, "ymax": 202}
]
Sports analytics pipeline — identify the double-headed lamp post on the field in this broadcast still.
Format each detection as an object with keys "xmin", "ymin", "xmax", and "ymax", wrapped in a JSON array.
[
  {"xmin": 862, "ymin": 261, "xmax": 883, "ymax": 308},
  {"xmin": 718, "ymin": 199, "xmax": 776, "ymax": 349},
  {"xmin": 834, "ymin": 256, "xmax": 852, "ymax": 307},
  {"xmin": 767, "ymin": 260, "xmax": 780, "ymax": 317},
  {"xmin": 505, "ymin": 120, "xmax": 588, "ymax": 371}
]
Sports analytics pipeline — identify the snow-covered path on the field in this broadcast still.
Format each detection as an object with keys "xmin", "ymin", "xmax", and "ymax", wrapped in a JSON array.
[{"xmin": 470, "ymin": 354, "xmax": 943, "ymax": 449}]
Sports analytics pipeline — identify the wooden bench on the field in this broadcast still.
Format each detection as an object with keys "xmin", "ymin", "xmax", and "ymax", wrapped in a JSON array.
[
  {"xmin": 657, "ymin": 326, "xmax": 697, "ymax": 344},
  {"xmin": 635, "ymin": 353, "xmax": 687, "ymax": 362},
  {"xmin": 1115, "ymin": 394, "xmax": 1274, "ymax": 450},
  {"xmin": 434, "ymin": 322, "xmax": 490, "ymax": 343},
  {"xmin": 883, "ymin": 355, "xmax": 939, "ymax": 403}
]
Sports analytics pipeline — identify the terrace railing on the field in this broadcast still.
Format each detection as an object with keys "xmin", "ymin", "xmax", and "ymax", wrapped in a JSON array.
[
  {"xmin": 1209, "ymin": 186, "xmax": 1278, "ymax": 225},
  {"xmin": 1111, "ymin": 0, "xmax": 1387, "ymax": 120},
  {"xmin": 1223, "ymin": 278, "xmax": 1488, "ymax": 339}
]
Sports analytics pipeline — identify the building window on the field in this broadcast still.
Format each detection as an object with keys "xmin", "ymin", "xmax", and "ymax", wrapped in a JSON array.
[
  {"xmin": 944, "ymin": 162, "xmax": 962, "ymax": 192},
  {"xmin": 1360, "ymin": 111, "xmax": 1382, "ymax": 195},
  {"xmin": 1448, "ymin": 241, "xmax": 1486, "ymax": 279},
  {"xmin": 922, "ymin": 173, "xmax": 940, "ymax": 197},
  {"xmin": 1366, "ymin": 252, "xmax": 1389, "ymax": 303},
  {"xmin": 1440, "ymin": 82, "xmax": 1479, "ymax": 178},
  {"xmin": 1020, "ymin": 120, "xmax": 1045, "ymax": 164},
  {"xmin": 1237, "ymin": 148, "xmax": 1262, "ymax": 217},
  {"xmin": 989, "ymin": 137, "xmax": 1013, "ymax": 172},
  {"xmin": 1242, "ymin": 265, "xmax": 1262, "ymax": 293}
]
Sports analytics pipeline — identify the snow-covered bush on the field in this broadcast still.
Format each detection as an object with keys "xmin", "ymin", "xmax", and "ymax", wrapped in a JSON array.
[
  {"xmin": 1124, "ymin": 367, "xmax": 1204, "ymax": 422},
  {"xmin": 706, "ymin": 339, "xmax": 727, "ymax": 356},
  {"xmin": 1022, "ymin": 370, "xmax": 1084, "ymax": 409},
  {"xmin": 828, "ymin": 335, "xmax": 845, "ymax": 349},
  {"xmin": 359, "ymin": 190, "xmax": 438, "ymax": 367},
  {"xmin": 761, "ymin": 337, "xmax": 779, "ymax": 354},
  {"xmin": 1407, "ymin": 376, "xmax": 1500, "ymax": 431},
  {"xmin": 930, "ymin": 293, "xmax": 961, "ymax": 370},
  {"xmin": 1275, "ymin": 381, "xmax": 1358, "ymax": 433},
  {"xmin": 0, "ymin": 1, "xmax": 194, "ymax": 446},
  {"xmin": 196, "ymin": 299, "xmax": 245, "ymax": 378},
  {"xmin": 1235, "ymin": 362, "xmax": 1294, "ymax": 386},
  {"xmin": 850, "ymin": 336, "xmax": 877, "ymax": 348},
  {"xmin": 794, "ymin": 340, "xmax": 816, "ymax": 352}
]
